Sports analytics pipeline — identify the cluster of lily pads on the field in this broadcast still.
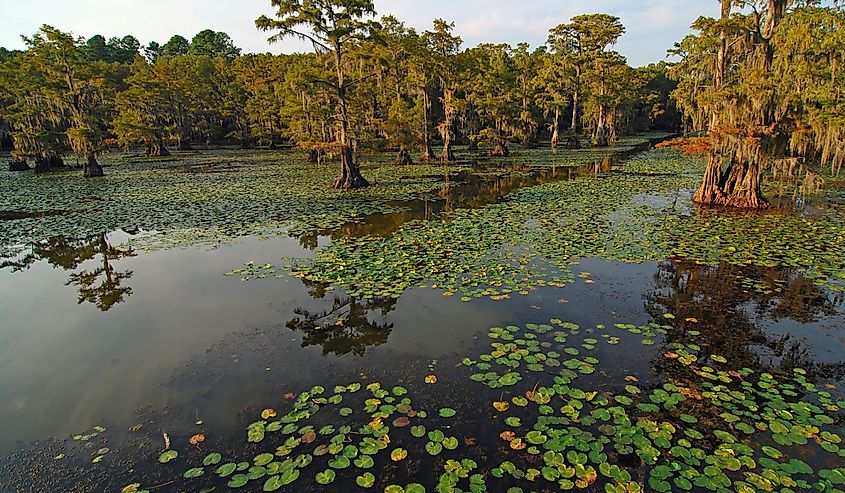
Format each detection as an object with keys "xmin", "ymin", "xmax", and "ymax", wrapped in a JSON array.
[
  {"xmin": 118, "ymin": 315, "xmax": 845, "ymax": 493},
  {"xmin": 126, "ymin": 380, "xmax": 485, "ymax": 493},
  {"xmin": 234, "ymin": 148, "xmax": 845, "ymax": 298},
  {"xmin": 464, "ymin": 319, "xmax": 845, "ymax": 493},
  {"xmin": 0, "ymin": 136, "xmax": 668, "ymax": 256}
]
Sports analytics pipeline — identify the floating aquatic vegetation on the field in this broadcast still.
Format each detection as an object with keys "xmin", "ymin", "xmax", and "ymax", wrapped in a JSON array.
[
  {"xmin": 1, "ymin": 138, "xmax": 666, "ymax": 255},
  {"xmin": 238, "ymin": 148, "xmax": 845, "ymax": 299},
  {"xmin": 468, "ymin": 319, "xmax": 845, "ymax": 492},
  {"xmin": 118, "ymin": 315, "xmax": 843, "ymax": 492}
]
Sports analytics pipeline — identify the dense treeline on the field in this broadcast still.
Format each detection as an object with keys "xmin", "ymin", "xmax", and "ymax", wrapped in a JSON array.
[
  {"xmin": 0, "ymin": 2, "xmax": 677, "ymax": 187},
  {"xmin": 670, "ymin": 0, "xmax": 845, "ymax": 208},
  {"xmin": 2, "ymin": 0, "xmax": 840, "ymax": 201}
]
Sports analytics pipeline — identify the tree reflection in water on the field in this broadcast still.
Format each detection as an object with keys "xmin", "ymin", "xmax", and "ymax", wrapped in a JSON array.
[
  {"xmin": 286, "ymin": 281, "xmax": 396, "ymax": 356},
  {"xmin": 1, "ymin": 233, "xmax": 136, "ymax": 311},
  {"xmin": 646, "ymin": 259, "xmax": 845, "ymax": 377}
]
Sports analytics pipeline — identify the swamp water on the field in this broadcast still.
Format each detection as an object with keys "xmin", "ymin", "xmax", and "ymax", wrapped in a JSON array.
[{"xmin": 0, "ymin": 137, "xmax": 843, "ymax": 492}]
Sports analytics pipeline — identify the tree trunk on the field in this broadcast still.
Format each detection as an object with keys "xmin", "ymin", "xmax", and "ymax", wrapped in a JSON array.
[
  {"xmin": 468, "ymin": 137, "xmax": 479, "ymax": 151},
  {"xmin": 721, "ymin": 161, "xmax": 768, "ymax": 209},
  {"xmin": 177, "ymin": 138, "xmax": 193, "ymax": 151},
  {"xmin": 593, "ymin": 105, "xmax": 609, "ymax": 147},
  {"xmin": 9, "ymin": 159, "xmax": 29, "ymax": 172},
  {"xmin": 395, "ymin": 147, "xmax": 412, "ymax": 165},
  {"xmin": 84, "ymin": 154, "xmax": 104, "ymax": 178},
  {"xmin": 570, "ymin": 66, "xmax": 581, "ymax": 132},
  {"xmin": 441, "ymin": 121, "xmax": 456, "ymax": 163},
  {"xmin": 421, "ymin": 142, "xmax": 437, "ymax": 161},
  {"xmin": 421, "ymin": 89, "xmax": 437, "ymax": 161},
  {"xmin": 332, "ymin": 146, "xmax": 369, "ymax": 189},
  {"xmin": 34, "ymin": 156, "xmax": 50, "ymax": 173},
  {"xmin": 441, "ymin": 141, "xmax": 455, "ymax": 163},
  {"xmin": 441, "ymin": 89, "xmax": 457, "ymax": 163},
  {"xmin": 693, "ymin": 153, "xmax": 727, "ymax": 205},
  {"xmin": 564, "ymin": 135, "xmax": 581, "ymax": 149},
  {"xmin": 489, "ymin": 142, "xmax": 510, "ymax": 157},
  {"xmin": 331, "ymin": 40, "xmax": 368, "ymax": 189},
  {"xmin": 308, "ymin": 149, "xmax": 320, "ymax": 164},
  {"xmin": 695, "ymin": 0, "xmax": 734, "ymax": 207},
  {"xmin": 551, "ymin": 107, "xmax": 560, "ymax": 149},
  {"xmin": 146, "ymin": 138, "xmax": 171, "ymax": 157}
]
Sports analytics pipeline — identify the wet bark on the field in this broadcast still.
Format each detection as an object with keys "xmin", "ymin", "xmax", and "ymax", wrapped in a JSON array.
[
  {"xmin": 84, "ymin": 154, "xmax": 104, "ymax": 178},
  {"xmin": 551, "ymin": 108, "xmax": 560, "ymax": 149},
  {"xmin": 721, "ymin": 161, "xmax": 768, "ymax": 209}
]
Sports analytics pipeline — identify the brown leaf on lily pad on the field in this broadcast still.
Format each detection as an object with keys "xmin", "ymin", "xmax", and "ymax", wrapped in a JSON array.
[
  {"xmin": 493, "ymin": 401, "xmax": 509, "ymax": 412},
  {"xmin": 392, "ymin": 417, "xmax": 411, "ymax": 428},
  {"xmin": 301, "ymin": 432, "xmax": 317, "ymax": 444},
  {"xmin": 499, "ymin": 431, "xmax": 516, "ymax": 442},
  {"xmin": 189, "ymin": 434, "xmax": 205, "ymax": 445}
]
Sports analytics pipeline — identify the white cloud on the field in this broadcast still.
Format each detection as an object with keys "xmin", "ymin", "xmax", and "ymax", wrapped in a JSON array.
[{"xmin": 0, "ymin": 0, "xmax": 718, "ymax": 65}]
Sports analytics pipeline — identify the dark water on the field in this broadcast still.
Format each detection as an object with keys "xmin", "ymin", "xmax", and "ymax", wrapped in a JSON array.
[{"xmin": 0, "ymin": 146, "xmax": 843, "ymax": 492}]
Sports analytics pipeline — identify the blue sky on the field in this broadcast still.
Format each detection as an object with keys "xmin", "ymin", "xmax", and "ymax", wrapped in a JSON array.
[{"xmin": 0, "ymin": 0, "xmax": 719, "ymax": 66}]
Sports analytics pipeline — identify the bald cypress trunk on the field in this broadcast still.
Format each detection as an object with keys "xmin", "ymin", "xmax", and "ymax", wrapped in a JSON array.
[
  {"xmin": 84, "ymin": 154, "xmax": 104, "ymax": 178},
  {"xmin": 395, "ymin": 147, "xmax": 412, "ymax": 165},
  {"xmin": 695, "ymin": 0, "xmax": 733, "ymax": 207},
  {"xmin": 331, "ymin": 41, "xmax": 368, "ymax": 189},
  {"xmin": 693, "ymin": 153, "xmax": 727, "ymax": 205}
]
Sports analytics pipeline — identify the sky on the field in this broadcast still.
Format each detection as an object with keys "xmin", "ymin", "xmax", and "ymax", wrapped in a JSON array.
[{"xmin": 0, "ymin": 0, "xmax": 719, "ymax": 67}]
